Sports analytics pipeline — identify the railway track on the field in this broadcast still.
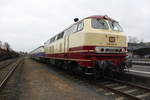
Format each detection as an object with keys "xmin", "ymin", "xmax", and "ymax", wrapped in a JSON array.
[
  {"xmin": 26, "ymin": 60, "xmax": 150, "ymax": 99},
  {"xmin": 59, "ymin": 67, "xmax": 150, "ymax": 99},
  {"xmin": 0, "ymin": 57, "xmax": 23, "ymax": 89},
  {"xmin": 0, "ymin": 58, "xmax": 18, "ymax": 69},
  {"xmin": 98, "ymin": 76, "xmax": 150, "ymax": 100},
  {"xmin": 45, "ymin": 64, "xmax": 150, "ymax": 100}
]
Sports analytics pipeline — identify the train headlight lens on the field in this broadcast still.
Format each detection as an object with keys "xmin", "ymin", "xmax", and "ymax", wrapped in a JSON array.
[
  {"xmin": 95, "ymin": 47, "xmax": 100, "ymax": 53},
  {"xmin": 122, "ymin": 48, "xmax": 125, "ymax": 52},
  {"xmin": 121, "ymin": 48, "xmax": 127, "ymax": 53},
  {"xmin": 124, "ymin": 47, "xmax": 128, "ymax": 52},
  {"xmin": 95, "ymin": 47, "xmax": 105, "ymax": 53}
]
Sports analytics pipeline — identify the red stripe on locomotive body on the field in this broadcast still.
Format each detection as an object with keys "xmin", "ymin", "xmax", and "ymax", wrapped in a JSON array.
[
  {"xmin": 69, "ymin": 46, "xmax": 95, "ymax": 51},
  {"xmin": 45, "ymin": 45, "xmax": 127, "ymax": 68}
]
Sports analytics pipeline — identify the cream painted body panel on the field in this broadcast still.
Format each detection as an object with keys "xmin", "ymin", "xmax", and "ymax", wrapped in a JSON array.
[
  {"xmin": 44, "ymin": 19, "xmax": 127, "ymax": 54},
  {"xmin": 68, "ymin": 31, "xmax": 85, "ymax": 48},
  {"xmin": 84, "ymin": 32, "xmax": 127, "ymax": 47},
  {"xmin": 83, "ymin": 19, "xmax": 127, "ymax": 47},
  {"xmin": 45, "ymin": 38, "xmax": 65, "ymax": 54}
]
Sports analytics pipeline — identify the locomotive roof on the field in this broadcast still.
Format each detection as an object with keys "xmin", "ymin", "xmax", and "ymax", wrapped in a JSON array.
[
  {"xmin": 44, "ymin": 15, "xmax": 117, "ymax": 44},
  {"xmin": 84, "ymin": 15, "xmax": 117, "ymax": 22}
]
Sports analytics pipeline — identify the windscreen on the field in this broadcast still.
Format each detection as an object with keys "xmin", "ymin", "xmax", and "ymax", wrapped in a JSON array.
[
  {"xmin": 91, "ymin": 19, "xmax": 109, "ymax": 29},
  {"xmin": 108, "ymin": 21, "xmax": 123, "ymax": 32}
]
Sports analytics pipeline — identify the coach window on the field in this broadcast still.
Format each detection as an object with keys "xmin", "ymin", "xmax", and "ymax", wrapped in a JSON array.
[
  {"xmin": 60, "ymin": 32, "xmax": 64, "ymax": 38},
  {"xmin": 77, "ymin": 22, "xmax": 84, "ymax": 31},
  {"xmin": 51, "ymin": 36, "xmax": 56, "ymax": 43},
  {"xmin": 91, "ymin": 19, "xmax": 109, "ymax": 29},
  {"xmin": 57, "ymin": 32, "xmax": 64, "ymax": 40}
]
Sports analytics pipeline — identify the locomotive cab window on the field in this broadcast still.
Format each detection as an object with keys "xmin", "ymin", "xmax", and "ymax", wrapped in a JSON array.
[
  {"xmin": 91, "ymin": 19, "xmax": 109, "ymax": 29},
  {"xmin": 109, "ymin": 21, "xmax": 123, "ymax": 32},
  {"xmin": 77, "ymin": 22, "xmax": 84, "ymax": 31},
  {"xmin": 72, "ymin": 24, "xmax": 78, "ymax": 33}
]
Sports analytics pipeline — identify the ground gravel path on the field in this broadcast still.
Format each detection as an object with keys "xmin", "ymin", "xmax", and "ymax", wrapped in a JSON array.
[{"xmin": 18, "ymin": 57, "xmax": 113, "ymax": 100}]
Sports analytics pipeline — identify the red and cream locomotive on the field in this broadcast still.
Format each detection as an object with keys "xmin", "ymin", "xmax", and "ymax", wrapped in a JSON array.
[{"xmin": 31, "ymin": 15, "xmax": 131, "ymax": 76}]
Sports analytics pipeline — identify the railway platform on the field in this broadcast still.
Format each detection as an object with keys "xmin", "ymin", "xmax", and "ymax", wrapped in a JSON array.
[{"xmin": 129, "ymin": 64, "xmax": 150, "ymax": 77}]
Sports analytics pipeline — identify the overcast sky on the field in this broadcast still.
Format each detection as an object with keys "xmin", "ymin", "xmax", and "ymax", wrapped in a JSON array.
[{"xmin": 0, "ymin": 0, "xmax": 150, "ymax": 52}]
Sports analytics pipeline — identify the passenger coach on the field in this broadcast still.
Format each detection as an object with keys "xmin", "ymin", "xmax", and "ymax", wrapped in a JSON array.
[
  {"xmin": 30, "ymin": 46, "xmax": 45, "ymax": 61},
  {"xmin": 43, "ymin": 15, "xmax": 130, "ymax": 75}
]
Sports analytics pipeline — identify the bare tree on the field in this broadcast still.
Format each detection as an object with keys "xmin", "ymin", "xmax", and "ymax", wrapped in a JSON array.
[
  {"xmin": 128, "ymin": 36, "xmax": 143, "ymax": 43},
  {"xmin": 4, "ymin": 42, "xmax": 10, "ymax": 51}
]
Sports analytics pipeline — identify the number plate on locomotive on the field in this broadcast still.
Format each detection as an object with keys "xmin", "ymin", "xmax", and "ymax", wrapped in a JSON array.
[{"xmin": 109, "ymin": 37, "xmax": 115, "ymax": 42}]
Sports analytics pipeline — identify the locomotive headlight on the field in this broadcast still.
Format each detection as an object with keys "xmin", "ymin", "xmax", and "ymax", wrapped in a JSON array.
[
  {"xmin": 95, "ymin": 47, "xmax": 105, "ymax": 53},
  {"xmin": 95, "ymin": 47, "xmax": 101, "ymax": 53},
  {"xmin": 121, "ymin": 48, "xmax": 127, "ymax": 53},
  {"xmin": 125, "ymin": 47, "xmax": 128, "ymax": 52},
  {"xmin": 121, "ymin": 48, "xmax": 125, "ymax": 52}
]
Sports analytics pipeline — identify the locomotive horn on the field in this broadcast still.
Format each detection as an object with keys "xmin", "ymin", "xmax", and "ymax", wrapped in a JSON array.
[{"xmin": 74, "ymin": 18, "xmax": 79, "ymax": 22}]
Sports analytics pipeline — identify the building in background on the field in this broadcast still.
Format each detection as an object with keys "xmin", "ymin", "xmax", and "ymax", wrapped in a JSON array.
[{"xmin": 128, "ymin": 42, "xmax": 150, "ymax": 58}]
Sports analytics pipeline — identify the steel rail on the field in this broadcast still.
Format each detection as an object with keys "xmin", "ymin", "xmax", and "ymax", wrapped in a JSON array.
[
  {"xmin": 100, "ymin": 84, "xmax": 142, "ymax": 100},
  {"xmin": 104, "ymin": 76, "xmax": 150, "ymax": 91},
  {"xmin": 100, "ymin": 76, "xmax": 150, "ymax": 100},
  {"xmin": 0, "ymin": 59, "xmax": 16, "ymax": 70},
  {"xmin": 0, "ymin": 58, "xmax": 23, "ymax": 88}
]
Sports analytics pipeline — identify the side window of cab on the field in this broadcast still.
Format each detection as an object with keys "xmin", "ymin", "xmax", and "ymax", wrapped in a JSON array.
[
  {"xmin": 77, "ymin": 22, "xmax": 84, "ymax": 31},
  {"xmin": 72, "ymin": 24, "xmax": 78, "ymax": 33}
]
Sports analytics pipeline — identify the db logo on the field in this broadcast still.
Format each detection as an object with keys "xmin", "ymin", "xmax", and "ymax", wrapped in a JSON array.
[{"xmin": 109, "ymin": 37, "xmax": 115, "ymax": 42}]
